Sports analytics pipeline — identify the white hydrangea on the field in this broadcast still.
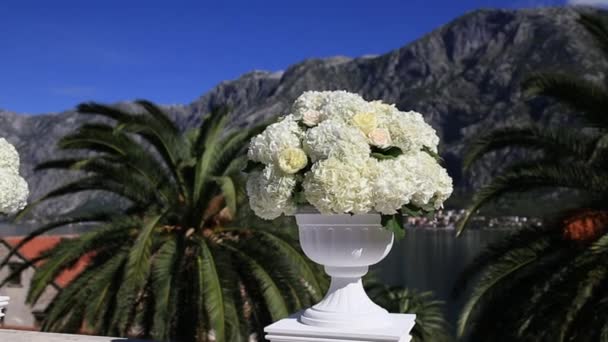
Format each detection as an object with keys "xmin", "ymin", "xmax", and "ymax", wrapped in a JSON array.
[
  {"xmin": 0, "ymin": 138, "xmax": 20, "ymax": 174},
  {"xmin": 0, "ymin": 169, "xmax": 29, "ymax": 215},
  {"xmin": 292, "ymin": 90, "xmax": 371, "ymax": 123},
  {"xmin": 387, "ymin": 110, "xmax": 440, "ymax": 153},
  {"xmin": 368, "ymin": 101, "xmax": 396, "ymax": 126},
  {"xmin": 246, "ymin": 165, "xmax": 297, "ymax": 220},
  {"xmin": 0, "ymin": 138, "xmax": 28, "ymax": 215},
  {"xmin": 372, "ymin": 155, "xmax": 421, "ymax": 214},
  {"xmin": 372, "ymin": 152, "xmax": 453, "ymax": 213},
  {"xmin": 291, "ymin": 91, "xmax": 328, "ymax": 119},
  {"xmin": 248, "ymin": 115, "xmax": 303, "ymax": 165},
  {"xmin": 409, "ymin": 152, "xmax": 453, "ymax": 209},
  {"xmin": 303, "ymin": 119, "xmax": 370, "ymax": 163},
  {"xmin": 303, "ymin": 158, "xmax": 376, "ymax": 214},
  {"xmin": 432, "ymin": 168, "xmax": 453, "ymax": 209}
]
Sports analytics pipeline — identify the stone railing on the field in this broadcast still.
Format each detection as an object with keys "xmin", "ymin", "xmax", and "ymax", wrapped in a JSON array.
[{"xmin": 0, "ymin": 329, "xmax": 152, "ymax": 341}]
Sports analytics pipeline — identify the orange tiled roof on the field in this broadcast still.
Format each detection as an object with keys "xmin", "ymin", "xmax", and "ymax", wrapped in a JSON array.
[{"xmin": 2, "ymin": 236, "xmax": 90, "ymax": 288}]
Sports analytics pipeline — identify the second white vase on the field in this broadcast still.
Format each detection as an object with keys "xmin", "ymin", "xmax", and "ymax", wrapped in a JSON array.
[{"xmin": 296, "ymin": 212, "xmax": 394, "ymax": 330}]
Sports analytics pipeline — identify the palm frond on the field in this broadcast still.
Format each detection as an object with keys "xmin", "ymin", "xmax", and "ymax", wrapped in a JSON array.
[
  {"xmin": 367, "ymin": 282, "xmax": 452, "ymax": 342},
  {"xmin": 457, "ymin": 236, "xmax": 552, "ymax": 337},
  {"xmin": 125, "ymin": 214, "xmax": 163, "ymax": 295},
  {"xmin": 457, "ymin": 162, "xmax": 608, "ymax": 235},
  {"xmin": 150, "ymin": 236, "xmax": 179, "ymax": 340},
  {"xmin": 212, "ymin": 176, "xmax": 237, "ymax": 216},
  {"xmin": 0, "ymin": 212, "xmax": 113, "ymax": 269},
  {"xmin": 135, "ymin": 99, "xmax": 180, "ymax": 134},
  {"xmin": 523, "ymin": 72, "xmax": 608, "ymax": 128},
  {"xmin": 227, "ymin": 244, "xmax": 290, "ymax": 321},
  {"xmin": 196, "ymin": 238, "xmax": 225, "ymax": 342},
  {"xmin": 452, "ymin": 225, "xmax": 559, "ymax": 296},
  {"xmin": 26, "ymin": 222, "xmax": 132, "ymax": 303},
  {"xmin": 254, "ymin": 230, "xmax": 323, "ymax": 301},
  {"xmin": 463, "ymin": 125, "xmax": 596, "ymax": 171},
  {"xmin": 192, "ymin": 108, "xmax": 230, "ymax": 206},
  {"xmin": 77, "ymin": 102, "xmax": 188, "ymax": 194}
]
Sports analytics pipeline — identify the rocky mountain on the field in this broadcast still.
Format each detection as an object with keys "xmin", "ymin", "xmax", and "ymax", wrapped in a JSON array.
[{"xmin": 1, "ymin": 7, "xmax": 605, "ymax": 219}]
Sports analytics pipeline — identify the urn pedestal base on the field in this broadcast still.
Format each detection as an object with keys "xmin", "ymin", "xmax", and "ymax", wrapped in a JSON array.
[
  {"xmin": 0, "ymin": 296, "xmax": 9, "ymax": 319},
  {"xmin": 265, "ymin": 312, "xmax": 415, "ymax": 342}
]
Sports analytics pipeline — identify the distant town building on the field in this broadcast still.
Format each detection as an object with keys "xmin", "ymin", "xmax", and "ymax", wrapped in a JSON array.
[
  {"xmin": 404, "ymin": 209, "xmax": 541, "ymax": 230},
  {"xmin": 0, "ymin": 236, "xmax": 87, "ymax": 330}
]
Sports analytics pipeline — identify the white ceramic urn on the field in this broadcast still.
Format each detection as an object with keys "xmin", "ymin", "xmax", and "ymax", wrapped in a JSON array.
[
  {"xmin": 0, "ymin": 296, "xmax": 9, "ymax": 319},
  {"xmin": 296, "ymin": 212, "xmax": 394, "ymax": 329}
]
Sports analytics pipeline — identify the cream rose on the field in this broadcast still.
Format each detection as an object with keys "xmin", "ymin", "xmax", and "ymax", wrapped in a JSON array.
[
  {"xmin": 278, "ymin": 147, "xmax": 308, "ymax": 174},
  {"xmin": 352, "ymin": 112, "xmax": 377, "ymax": 135},
  {"xmin": 368, "ymin": 128, "xmax": 391, "ymax": 149},
  {"xmin": 302, "ymin": 110, "xmax": 321, "ymax": 127}
]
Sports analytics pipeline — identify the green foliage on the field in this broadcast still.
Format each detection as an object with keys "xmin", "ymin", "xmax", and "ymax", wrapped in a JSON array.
[
  {"xmin": 371, "ymin": 146, "xmax": 404, "ymax": 160},
  {"xmin": 456, "ymin": 11, "xmax": 608, "ymax": 341},
  {"xmin": 3, "ymin": 101, "xmax": 321, "ymax": 341},
  {"xmin": 381, "ymin": 213, "xmax": 406, "ymax": 239},
  {"xmin": 453, "ymin": 224, "xmax": 608, "ymax": 341},
  {"xmin": 367, "ymin": 281, "xmax": 452, "ymax": 342}
]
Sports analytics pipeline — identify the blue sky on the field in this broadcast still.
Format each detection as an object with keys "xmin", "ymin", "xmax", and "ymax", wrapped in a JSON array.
[{"xmin": 0, "ymin": 0, "xmax": 580, "ymax": 114}]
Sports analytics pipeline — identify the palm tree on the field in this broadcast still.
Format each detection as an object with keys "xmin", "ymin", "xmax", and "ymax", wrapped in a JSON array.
[
  {"xmin": 0, "ymin": 101, "xmax": 324, "ymax": 341},
  {"xmin": 454, "ymin": 12, "xmax": 608, "ymax": 341}
]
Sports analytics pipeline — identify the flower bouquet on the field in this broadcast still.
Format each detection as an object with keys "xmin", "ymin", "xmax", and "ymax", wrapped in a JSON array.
[
  {"xmin": 246, "ymin": 90, "xmax": 452, "ymax": 236},
  {"xmin": 0, "ymin": 137, "xmax": 29, "ymax": 320},
  {"xmin": 246, "ymin": 91, "xmax": 452, "ymax": 330}
]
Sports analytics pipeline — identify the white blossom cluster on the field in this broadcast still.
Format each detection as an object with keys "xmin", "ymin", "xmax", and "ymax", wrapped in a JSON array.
[
  {"xmin": 0, "ymin": 138, "xmax": 29, "ymax": 214},
  {"xmin": 246, "ymin": 91, "xmax": 452, "ymax": 219}
]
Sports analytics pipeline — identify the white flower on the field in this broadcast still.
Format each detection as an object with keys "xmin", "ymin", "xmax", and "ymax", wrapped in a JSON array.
[
  {"xmin": 351, "ymin": 112, "xmax": 378, "ymax": 135},
  {"xmin": 372, "ymin": 151, "xmax": 452, "ymax": 213},
  {"xmin": 0, "ymin": 138, "xmax": 20, "ymax": 174},
  {"xmin": 387, "ymin": 110, "xmax": 439, "ymax": 153},
  {"xmin": 292, "ymin": 91, "xmax": 328, "ymax": 120},
  {"xmin": 409, "ymin": 152, "xmax": 453, "ymax": 209},
  {"xmin": 278, "ymin": 147, "xmax": 308, "ymax": 174},
  {"xmin": 372, "ymin": 155, "xmax": 420, "ymax": 214},
  {"xmin": 246, "ymin": 165, "xmax": 297, "ymax": 220},
  {"xmin": 368, "ymin": 128, "xmax": 392, "ymax": 149},
  {"xmin": 432, "ymin": 167, "xmax": 453, "ymax": 209},
  {"xmin": 302, "ymin": 110, "xmax": 321, "ymax": 127},
  {"xmin": 303, "ymin": 158, "xmax": 376, "ymax": 214},
  {"xmin": 292, "ymin": 90, "xmax": 371, "ymax": 123},
  {"xmin": 248, "ymin": 115, "xmax": 303, "ymax": 165},
  {"xmin": 0, "ymin": 169, "xmax": 29, "ymax": 215},
  {"xmin": 303, "ymin": 119, "xmax": 370, "ymax": 163}
]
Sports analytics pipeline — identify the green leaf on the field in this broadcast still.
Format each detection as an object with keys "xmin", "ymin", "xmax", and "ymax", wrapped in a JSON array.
[
  {"xmin": 381, "ymin": 213, "xmax": 405, "ymax": 239},
  {"xmin": 522, "ymin": 71, "xmax": 608, "ymax": 128},
  {"xmin": 293, "ymin": 191, "xmax": 308, "ymax": 205},
  {"xmin": 197, "ymin": 240, "xmax": 225, "ymax": 342},
  {"xmin": 371, "ymin": 146, "xmax": 403, "ymax": 160},
  {"xmin": 371, "ymin": 152, "xmax": 397, "ymax": 160},
  {"xmin": 422, "ymin": 146, "xmax": 443, "ymax": 163},
  {"xmin": 125, "ymin": 214, "xmax": 163, "ymax": 292},
  {"xmin": 151, "ymin": 237, "xmax": 178, "ymax": 340},
  {"xmin": 213, "ymin": 176, "xmax": 238, "ymax": 216},
  {"xmin": 401, "ymin": 205, "xmax": 423, "ymax": 217}
]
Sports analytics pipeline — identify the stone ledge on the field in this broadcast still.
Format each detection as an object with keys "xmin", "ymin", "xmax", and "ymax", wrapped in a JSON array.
[{"xmin": 0, "ymin": 329, "xmax": 152, "ymax": 341}]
